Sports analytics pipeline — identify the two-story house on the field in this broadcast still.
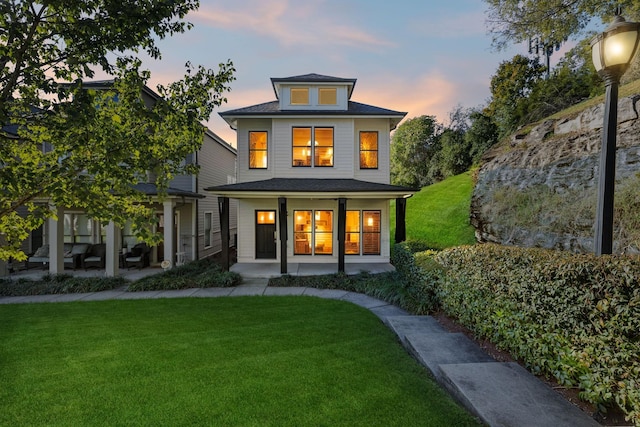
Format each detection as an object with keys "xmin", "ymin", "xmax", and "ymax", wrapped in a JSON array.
[
  {"xmin": 207, "ymin": 74, "xmax": 415, "ymax": 275},
  {"xmin": 5, "ymin": 81, "xmax": 237, "ymax": 277}
]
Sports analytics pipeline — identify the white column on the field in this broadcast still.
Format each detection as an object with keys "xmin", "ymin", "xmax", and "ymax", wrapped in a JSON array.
[
  {"xmin": 105, "ymin": 221, "xmax": 120, "ymax": 277},
  {"xmin": 48, "ymin": 205, "xmax": 64, "ymax": 274},
  {"xmin": 163, "ymin": 200, "xmax": 174, "ymax": 268},
  {"xmin": 191, "ymin": 201, "xmax": 197, "ymax": 262}
]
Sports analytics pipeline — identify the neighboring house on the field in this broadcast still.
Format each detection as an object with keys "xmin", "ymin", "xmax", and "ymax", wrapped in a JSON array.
[
  {"xmin": 4, "ymin": 81, "xmax": 237, "ymax": 277},
  {"xmin": 207, "ymin": 73, "xmax": 415, "ymax": 274}
]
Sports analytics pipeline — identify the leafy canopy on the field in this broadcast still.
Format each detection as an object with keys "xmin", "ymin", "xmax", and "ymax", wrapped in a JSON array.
[
  {"xmin": 0, "ymin": 0, "xmax": 235, "ymax": 260},
  {"xmin": 484, "ymin": 0, "xmax": 640, "ymax": 50}
]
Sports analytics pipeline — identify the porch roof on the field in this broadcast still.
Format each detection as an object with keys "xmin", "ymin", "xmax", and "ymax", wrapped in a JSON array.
[
  {"xmin": 133, "ymin": 183, "xmax": 205, "ymax": 199},
  {"xmin": 205, "ymin": 178, "xmax": 416, "ymax": 199}
]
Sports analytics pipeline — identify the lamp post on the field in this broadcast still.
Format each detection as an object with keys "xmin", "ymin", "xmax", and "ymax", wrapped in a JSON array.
[{"xmin": 591, "ymin": 10, "xmax": 640, "ymax": 255}]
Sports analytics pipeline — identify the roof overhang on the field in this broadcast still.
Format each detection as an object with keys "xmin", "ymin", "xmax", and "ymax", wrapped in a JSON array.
[{"xmin": 206, "ymin": 178, "xmax": 416, "ymax": 200}]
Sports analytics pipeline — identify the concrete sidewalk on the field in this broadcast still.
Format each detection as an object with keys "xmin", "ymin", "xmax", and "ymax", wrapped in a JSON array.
[{"xmin": 0, "ymin": 280, "xmax": 601, "ymax": 427}]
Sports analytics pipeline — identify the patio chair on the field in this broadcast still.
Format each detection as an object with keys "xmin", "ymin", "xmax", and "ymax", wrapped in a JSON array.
[
  {"xmin": 27, "ymin": 244, "xmax": 49, "ymax": 269},
  {"xmin": 124, "ymin": 243, "xmax": 150, "ymax": 269},
  {"xmin": 63, "ymin": 243, "xmax": 91, "ymax": 270},
  {"xmin": 82, "ymin": 243, "xmax": 106, "ymax": 270}
]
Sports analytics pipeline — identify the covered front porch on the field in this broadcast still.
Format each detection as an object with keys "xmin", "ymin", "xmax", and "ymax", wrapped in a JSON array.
[{"xmin": 18, "ymin": 184, "xmax": 203, "ymax": 278}]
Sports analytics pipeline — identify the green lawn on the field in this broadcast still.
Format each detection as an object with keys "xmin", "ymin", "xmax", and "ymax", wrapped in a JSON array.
[
  {"xmin": 0, "ymin": 297, "xmax": 481, "ymax": 426},
  {"xmin": 392, "ymin": 171, "xmax": 477, "ymax": 249}
]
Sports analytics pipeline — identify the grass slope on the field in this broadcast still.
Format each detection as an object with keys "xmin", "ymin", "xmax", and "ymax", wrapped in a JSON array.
[
  {"xmin": 0, "ymin": 297, "xmax": 481, "ymax": 426},
  {"xmin": 392, "ymin": 171, "xmax": 477, "ymax": 249}
]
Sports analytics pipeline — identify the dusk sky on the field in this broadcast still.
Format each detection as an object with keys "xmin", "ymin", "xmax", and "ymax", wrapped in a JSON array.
[{"xmin": 136, "ymin": 0, "xmax": 578, "ymax": 145}]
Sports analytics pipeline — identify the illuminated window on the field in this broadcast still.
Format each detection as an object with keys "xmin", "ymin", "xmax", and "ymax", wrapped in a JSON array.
[
  {"xmin": 314, "ymin": 210, "xmax": 333, "ymax": 254},
  {"xmin": 359, "ymin": 131, "xmax": 378, "ymax": 169},
  {"xmin": 256, "ymin": 211, "xmax": 276, "ymax": 224},
  {"xmin": 314, "ymin": 128, "xmax": 333, "ymax": 167},
  {"xmin": 292, "ymin": 127, "xmax": 333, "ymax": 167},
  {"xmin": 363, "ymin": 211, "xmax": 381, "ymax": 255},
  {"xmin": 345, "ymin": 211, "xmax": 360, "ymax": 254},
  {"xmin": 292, "ymin": 127, "xmax": 312, "ymax": 167},
  {"xmin": 249, "ymin": 131, "xmax": 268, "ymax": 169},
  {"xmin": 294, "ymin": 211, "xmax": 312, "ymax": 255},
  {"xmin": 319, "ymin": 88, "xmax": 337, "ymax": 105},
  {"xmin": 294, "ymin": 210, "xmax": 333, "ymax": 255},
  {"xmin": 291, "ymin": 88, "xmax": 309, "ymax": 105}
]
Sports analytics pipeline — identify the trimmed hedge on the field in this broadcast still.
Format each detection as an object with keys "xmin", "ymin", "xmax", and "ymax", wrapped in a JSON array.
[{"xmin": 431, "ymin": 244, "xmax": 640, "ymax": 424}]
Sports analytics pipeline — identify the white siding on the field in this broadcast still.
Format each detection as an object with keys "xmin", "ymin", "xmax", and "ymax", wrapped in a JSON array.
[{"xmin": 198, "ymin": 131, "xmax": 238, "ymax": 258}]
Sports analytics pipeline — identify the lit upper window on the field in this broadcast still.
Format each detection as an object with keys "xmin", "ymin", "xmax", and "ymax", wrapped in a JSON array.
[
  {"xmin": 359, "ymin": 131, "xmax": 378, "ymax": 169},
  {"xmin": 249, "ymin": 131, "xmax": 268, "ymax": 169},
  {"xmin": 318, "ymin": 88, "xmax": 337, "ymax": 105},
  {"xmin": 292, "ymin": 127, "xmax": 333, "ymax": 167},
  {"xmin": 290, "ymin": 88, "xmax": 309, "ymax": 105}
]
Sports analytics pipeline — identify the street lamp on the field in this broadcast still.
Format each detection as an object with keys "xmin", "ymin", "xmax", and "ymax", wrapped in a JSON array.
[{"xmin": 591, "ymin": 10, "xmax": 640, "ymax": 255}]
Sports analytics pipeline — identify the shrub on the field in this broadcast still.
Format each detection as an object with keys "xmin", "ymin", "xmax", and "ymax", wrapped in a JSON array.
[
  {"xmin": 127, "ymin": 259, "xmax": 241, "ymax": 291},
  {"xmin": 0, "ymin": 274, "xmax": 127, "ymax": 296},
  {"xmin": 434, "ymin": 244, "xmax": 640, "ymax": 423}
]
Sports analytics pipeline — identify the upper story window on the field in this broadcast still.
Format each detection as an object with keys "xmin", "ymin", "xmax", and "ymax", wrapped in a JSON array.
[
  {"xmin": 359, "ymin": 131, "xmax": 378, "ymax": 169},
  {"xmin": 290, "ymin": 88, "xmax": 309, "ymax": 105},
  {"xmin": 318, "ymin": 88, "xmax": 337, "ymax": 105},
  {"xmin": 292, "ymin": 127, "xmax": 334, "ymax": 167},
  {"xmin": 249, "ymin": 131, "xmax": 268, "ymax": 169}
]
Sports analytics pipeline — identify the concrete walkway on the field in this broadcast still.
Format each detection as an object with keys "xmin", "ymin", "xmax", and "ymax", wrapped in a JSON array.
[{"xmin": 0, "ymin": 279, "xmax": 601, "ymax": 427}]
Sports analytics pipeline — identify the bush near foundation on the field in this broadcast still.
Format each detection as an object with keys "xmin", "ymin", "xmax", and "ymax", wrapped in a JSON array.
[{"xmin": 430, "ymin": 244, "xmax": 640, "ymax": 424}]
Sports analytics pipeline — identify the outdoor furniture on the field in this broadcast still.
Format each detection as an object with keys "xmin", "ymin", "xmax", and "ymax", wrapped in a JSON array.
[
  {"xmin": 124, "ymin": 243, "xmax": 150, "ymax": 269},
  {"xmin": 63, "ymin": 243, "xmax": 92, "ymax": 270},
  {"xmin": 27, "ymin": 244, "xmax": 49, "ymax": 269},
  {"xmin": 82, "ymin": 243, "xmax": 106, "ymax": 270}
]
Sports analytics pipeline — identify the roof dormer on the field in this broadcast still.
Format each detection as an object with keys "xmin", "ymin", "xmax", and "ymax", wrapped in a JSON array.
[{"xmin": 271, "ymin": 73, "xmax": 356, "ymax": 112}]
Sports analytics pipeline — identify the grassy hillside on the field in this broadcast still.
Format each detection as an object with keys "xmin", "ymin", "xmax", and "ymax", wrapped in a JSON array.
[{"xmin": 391, "ymin": 171, "xmax": 477, "ymax": 250}]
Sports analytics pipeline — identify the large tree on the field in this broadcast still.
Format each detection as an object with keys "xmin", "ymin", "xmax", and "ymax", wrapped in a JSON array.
[
  {"xmin": 484, "ymin": 0, "xmax": 640, "ymax": 50},
  {"xmin": 487, "ymin": 54, "xmax": 546, "ymax": 138},
  {"xmin": 0, "ymin": 1, "xmax": 235, "ymax": 261},
  {"xmin": 390, "ymin": 115, "xmax": 442, "ymax": 188}
]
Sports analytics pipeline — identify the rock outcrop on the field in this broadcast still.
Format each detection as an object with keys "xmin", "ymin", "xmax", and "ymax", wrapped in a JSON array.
[{"xmin": 471, "ymin": 95, "xmax": 640, "ymax": 253}]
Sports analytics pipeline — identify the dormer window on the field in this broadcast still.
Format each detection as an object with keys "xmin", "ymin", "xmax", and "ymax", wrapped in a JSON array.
[
  {"xmin": 290, "ymin": 88, "xmax": 309, "ymax": 105},
  {"xmin": 318, "ymin": 88, "xmax": 337, "ymax": 105}
]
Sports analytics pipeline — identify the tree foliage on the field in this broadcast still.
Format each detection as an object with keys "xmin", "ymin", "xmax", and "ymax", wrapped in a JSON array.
[
  {"xmin": 484, "ymin": 0, "xmax": 640, "ymax": 50},
  {"xmin": 0, "ymin": 1, "xmax": 235, "ymax": 260},
  {"xmin": 390, "ymin": 115, "xmax": 442, "ymax": 188}
]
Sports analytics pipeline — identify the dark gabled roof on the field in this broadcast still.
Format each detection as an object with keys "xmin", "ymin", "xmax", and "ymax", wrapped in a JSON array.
[
  {"xmin": 79, "ymin": 79, "xmax": 161, "ymax": 101},
  {"xmin": 220, "ymin": 100, "xmax": 406, "ymax": 118},
  {"xmin": 133, "ymin": 183, "xmax": 205, "ymax": 199},
  {"xmin": 205, "ymin": 178, "xmax": 416, "ymax": 197}
]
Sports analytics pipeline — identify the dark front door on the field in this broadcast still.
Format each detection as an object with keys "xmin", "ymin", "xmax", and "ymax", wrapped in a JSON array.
[{"xmin": 255, "ymin": 211, "xmax": 277, "ymax": 259}]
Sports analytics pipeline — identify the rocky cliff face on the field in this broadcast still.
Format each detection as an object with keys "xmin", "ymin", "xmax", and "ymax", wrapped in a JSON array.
[{"xmin": 471, "ymin": 95, "xmax": 640, "ymax": 254}]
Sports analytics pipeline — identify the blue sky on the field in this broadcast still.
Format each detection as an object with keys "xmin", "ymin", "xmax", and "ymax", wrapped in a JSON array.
[{"xmin": 137, "ymin": 0, "xmax": 573, "ymax": 145}]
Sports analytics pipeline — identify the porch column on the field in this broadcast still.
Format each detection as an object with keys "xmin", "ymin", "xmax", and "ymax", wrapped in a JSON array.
[
  {"xmin": 191, "ymin": 200, "xmax": 198, "ymax": 262},
  {"xmin": 278, "ymin": 197, "xmax": 287, "ymax": 274},
  {"xmin": 338, "ymin": 198, "xmax": 346, "ymax": 273},
  {"xmin": 218, "ymin": 196, "xmax": 229, "ymax": 271},
  {"xmin": 163, "ymin": 200, "xmax": 175, "ymax": 268},
  {"xmin": 48, "ymin": 205, "xmax": 64, "ymax": 274},
  {"xmin": 395, "ymin": 197, "xmax": 407, "ymax": 243},
  {"xmin": 105, "ymin": 221, "xmax": 120, "ymax": 277}
]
